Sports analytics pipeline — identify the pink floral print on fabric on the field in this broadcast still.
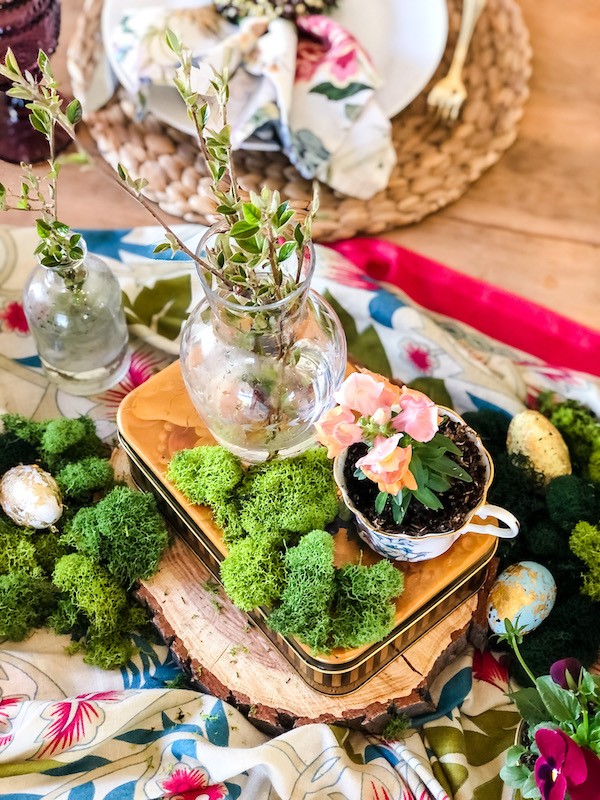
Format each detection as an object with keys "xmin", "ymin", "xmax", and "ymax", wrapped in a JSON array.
[
  {"xmin": 37, "ymin": 691, "xmax": 122, "ymax": 757},
  {"xmin": 0, "ymin": 301, "xmax": 29, "ymax": 334},
  {"xmin": 160, "ymin": 765, "xmax": 227, "ymax": 800},
  {"xmin": 295, "ymin": 15, "xmax": 365, "ymax": 83}
]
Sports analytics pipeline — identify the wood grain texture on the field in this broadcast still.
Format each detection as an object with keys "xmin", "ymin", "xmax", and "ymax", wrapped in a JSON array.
[{"xmin": 1, "ymin": 0, "xmax": 598, "ymax": 331}]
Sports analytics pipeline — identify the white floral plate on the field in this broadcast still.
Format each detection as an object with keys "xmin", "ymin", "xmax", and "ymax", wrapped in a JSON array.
[{"xmin": 101, "ymin": 0, "xmax": 448, "ymax": 150}]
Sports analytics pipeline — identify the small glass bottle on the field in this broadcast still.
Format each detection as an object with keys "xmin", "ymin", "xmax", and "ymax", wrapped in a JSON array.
[{"xmin": 23, "ymin": 236, "xmax": 130, "ymax": 395}]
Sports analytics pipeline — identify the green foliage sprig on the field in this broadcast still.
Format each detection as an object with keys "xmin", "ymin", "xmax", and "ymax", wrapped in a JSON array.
[
  {"xmin": 498, "ymin": 619, "xmax": 600, "ymax": 799},
  {"xmin": 1, "ymin": 42, "xmax": 320, "ymax": 312},
  {"xmin": 164, "ymin": 30, "xmax": 319, "ymax": 308}
]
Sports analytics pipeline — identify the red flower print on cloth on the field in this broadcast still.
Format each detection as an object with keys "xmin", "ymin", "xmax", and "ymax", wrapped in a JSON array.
[
  {"xmin": 296, "ymin": 15, "xmax": 365, "ymax": 83},
  {"xmin": 0, "ymin": 301, "xmax": 29, "ymax": 334},
  {"xmin": 160, "ymin": 765, "xmax": 227, "ymax": 800},
  {"xmin": 0, "ymin": 695, "xmax": 25, "ymax": 751},
  {"xmin": 472, "ymin": 649, "xmax": 510, "ymax": 691},
  {"xmin": 37, "ymin": 691, "xmax": 122, "ymax": 757},
  {"xmin": 93, "ymin": 346, "xmax": 171, "ymax": 419},
  {"xmin": 405, "ymin": 343, "xmax": 434, "ymax": 374}
]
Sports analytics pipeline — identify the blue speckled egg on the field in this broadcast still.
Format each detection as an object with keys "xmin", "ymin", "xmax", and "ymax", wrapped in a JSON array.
[{"xmin": 487, "ymin": 561, "xmax": 556, "ymax": 635}]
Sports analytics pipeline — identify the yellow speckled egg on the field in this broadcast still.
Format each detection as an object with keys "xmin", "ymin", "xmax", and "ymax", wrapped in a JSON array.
[
  {"xmin": 506, "ymin": 410, "xmax": 571, "ymax": 485},
  {"xmin": 0, "ymin": 464, "xmax": 63, "ymax": 529},
  {"xmin": 487, "ymin": 561, "xmax": 556, "ymax": 635}
]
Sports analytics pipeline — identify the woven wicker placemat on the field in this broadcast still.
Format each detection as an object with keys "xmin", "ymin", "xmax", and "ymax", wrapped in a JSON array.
[{"xmin": 69, "ymin": 0, "xmax": 531, "ymax": 241}]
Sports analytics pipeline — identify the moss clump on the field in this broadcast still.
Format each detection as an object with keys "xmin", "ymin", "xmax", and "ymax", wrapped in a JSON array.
[
  {"xmin": 212, "ymin": 500, "xmax": 246, "ymax": 544},
  {"xmin": 0, "ymin": 528, "xmax": 42, "ymax": 577},
  {"xmin": 540, "ymin": 395, "xmax": 600, "ymax": 475},
  {"xmin": 40, "ymin": 417, "xmax": 106, "ymax": 471},
  {"xmin": 588, "ymin": 448, "xmax": 600, "ymax": 484},
  {"xmin": 522, "ymin": 519, "xmax": 571, "ymax": 561},
  {"xmin": 56, "ymin": 457, "xmax": 114, "ymax": 503},
  {"xmin": 220, "ymin": 531, "xmax": 285, "ymax": 611},
  {"xmin": 239, "ymin": 449, "xmax": 339, "ymax": 537},
  {"xmin": 167, "ymin": 446, "xmax": 244, "ymax": 507},
  {"xmin": 32, "ymin": 531, "xmax": 70, "ymax": 575},
  {"xmin": 0, "ymin": 571, "xmax": 57, "ymax": 640},
  {"xmin": 53, "ymin": 553, "xmax": 129, "ymax": 633},
  {"xmin": 268, "ymin": 530, "xmax": 335, "ymax": 652},
  {"xmin": 0, "ymin": 431, "xmax": 39, "ymax": 475},
  {"xmin": 64, "ymin": 487, "xmax": 169, "ymax": 588},
  {"xmin": 462, "ymin": 409, "xmax": 511, "ymax": 460},
  {"xmin": 546, "ymin": 475, "xmax": 600, "ymax": 532},
  {"xmin": 267, "ymin": 531, "xmax": 405, "ymax": 653},
  {"xmin": 570, "ymin": 522, "xmax": 600, "ymax": 601},
  {"xmin": 331, "ymin": 560, "xmax": 404, "ymax": 650},
  {"xmin": 1, "ymin": 413, "xmax": 47, "ymax": 445},
  {"xmin": 51, "ymin": 553, "xmax": 150, "ymax": 669},
  {"xmin": 381, "ymin": 713, "xmax": 411, "ymax": 741}
]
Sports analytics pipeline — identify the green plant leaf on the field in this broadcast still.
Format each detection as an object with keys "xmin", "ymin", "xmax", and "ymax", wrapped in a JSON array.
[
  {"xmin": 230, "ymin": 221, "xmax": 259, "ymax": 240},
  {"xmin": 508, "ymin": 688, "xmax": 551, "ymax": 726},
  {"xmin": 242, "ymin": 203, "xmax": 261, "ymax": 224},
  {"xmin": 535, "ymin": 675, "xmax": 582, "ymax": 724},
  {"xmin": 374, "ymin": 492, "xmax": 387, "ymax": 515},
  {"xmin": 277, "ymin": 242, "xmax": 295, "ymax": 262},
  {"xmin": 310, "ymin": 82, "xmax": 372, "ymax": 101},
  {"xmin": 65, "ymin": 98, "xmax": 82, "ymax": 125},
  {"xmin": 412, "ymin": 485, "xmax": 443, "ymax": 510}
]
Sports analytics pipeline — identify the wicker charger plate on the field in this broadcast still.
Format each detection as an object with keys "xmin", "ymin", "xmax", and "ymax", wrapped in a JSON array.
[{"xmin": 69, "ymin": 0, "xmax": 531, "ymax": 241}]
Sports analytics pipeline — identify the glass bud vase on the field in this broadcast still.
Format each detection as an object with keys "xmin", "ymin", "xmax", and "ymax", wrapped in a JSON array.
[
  {"xmin": 180, "ymin": 224, "xmax": 347, "ymax": 462},
  {"xmin": 23, "ymin": 237, "xmax": 130, "ymax": 395}
]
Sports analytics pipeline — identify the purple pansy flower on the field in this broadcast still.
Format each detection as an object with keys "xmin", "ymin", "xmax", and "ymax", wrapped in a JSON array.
[
  {"xmin": 534, "ymin": 728, "xmax": 587, "ymax": 800},
  {"xmin": 549, "ymin": 658, "xmax": 583, "ymax": 689}
]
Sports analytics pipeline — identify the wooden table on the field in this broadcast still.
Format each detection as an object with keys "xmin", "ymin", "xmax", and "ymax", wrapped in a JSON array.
[{"xmin": 1, "ymin": 0, "xmax": 598, "ymax": 332}]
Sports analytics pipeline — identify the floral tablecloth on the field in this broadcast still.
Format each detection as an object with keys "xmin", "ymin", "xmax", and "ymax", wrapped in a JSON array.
[{"xmin": 1, "ymin": 224, "xmax": 599, "ymax": 800}]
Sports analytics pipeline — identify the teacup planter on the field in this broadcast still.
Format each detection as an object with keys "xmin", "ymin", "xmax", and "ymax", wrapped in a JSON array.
[
  {"xmin": 316, "ymin": 371, "xmax": 519, "ymax": 563},
  {"xmin": 334, "ymin": 408, "xmax": 519, "ymax": 562}
]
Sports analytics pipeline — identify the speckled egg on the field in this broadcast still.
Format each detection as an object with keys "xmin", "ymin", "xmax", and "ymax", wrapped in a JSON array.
[
  {"xmin": 506, "ymin": 410, "xmax": 571, "ymax": 485},
  {"xmin": 0, "ymin": 464, "xmax": 63, "ymax": 529},
  {"xmin": 487, "ymin": 561, "xmax": 556, "ymax": 635}
]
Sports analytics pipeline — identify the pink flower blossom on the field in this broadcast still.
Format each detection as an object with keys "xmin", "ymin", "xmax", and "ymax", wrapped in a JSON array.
[
  {"xmin": 334, "ymin": 372, "xmax": 399, "ymax": 417},
  {"xmin": 392, "ymin": 388, "xmax": 439, "ymax": 442},
  {"xmin": 314, "ymin": 405, "xmax": 363, "ymax": 458},
  {"xmin": 160, "ymin": 766, "xmax": 227, "ymax": 800},
  {"xmin": 296, "ymin": 15, "xmax": 362, "ymax": 84},
  {"xmin": 356, "ymin": 434, "xmax": 417, "ymax": 496}
]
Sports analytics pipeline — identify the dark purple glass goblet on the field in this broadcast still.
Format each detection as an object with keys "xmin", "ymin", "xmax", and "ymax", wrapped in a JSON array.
[{"xmin": 0, "ymin": 0, "xmax": 67, "ymax": 163}]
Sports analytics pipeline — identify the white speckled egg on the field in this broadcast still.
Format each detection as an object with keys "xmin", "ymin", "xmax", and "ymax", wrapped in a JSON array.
[
  {"xmin": 0, "ymin": 464, "xmax": 63, "ymax": 529},
  {"xmin": 506, "ymin": 410, "xmax": 571, "ymax": 485},
  {"xmin": 487, "ymin": 561, "xmax": 556, "ymax": 635}
]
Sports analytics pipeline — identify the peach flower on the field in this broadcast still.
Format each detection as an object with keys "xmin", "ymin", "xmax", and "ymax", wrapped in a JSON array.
[
  {"xmin": 356, "ymin": 434, "xmax": 417, "ymax": 496},
  {"xmin": 392, "ymin": 387, "xmax": 440, "ymax": 442},
  {"xmin": 334, "ymin": 372, "xmax": 400, "ymax": 417},
  {"xmin": 314, "ymin": 405, "xmax": 363, "ymax": 458},
  {"xmin": 359, "ymin": 369, "xmax": 402, "ymax": 406}
]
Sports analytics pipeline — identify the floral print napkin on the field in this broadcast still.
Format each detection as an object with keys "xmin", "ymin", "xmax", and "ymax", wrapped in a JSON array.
[{"xmin": 109, "ymin": 5, "xmax": 396, "ymax": 199}]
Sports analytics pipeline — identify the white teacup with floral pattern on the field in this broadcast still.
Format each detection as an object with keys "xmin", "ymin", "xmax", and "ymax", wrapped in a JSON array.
[{"xmin": 333, "ymin": 409, "xmax": 519, "ymax": 562}]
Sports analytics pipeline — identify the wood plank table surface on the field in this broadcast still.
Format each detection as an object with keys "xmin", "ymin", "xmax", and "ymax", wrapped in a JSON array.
[{"xmin": 1, "ymin": 0, "xmax": 599, "ymax": 333}]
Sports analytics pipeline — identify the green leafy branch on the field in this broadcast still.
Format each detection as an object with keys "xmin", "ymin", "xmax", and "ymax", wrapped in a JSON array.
[{"xmin": 165, "ymin": 29, "xmax": 319, "ymax": 308}]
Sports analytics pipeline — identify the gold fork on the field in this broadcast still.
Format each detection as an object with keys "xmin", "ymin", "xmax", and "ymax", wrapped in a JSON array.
[{"xmin": 427, "ymin": 0, "xmax": 486, "ymax": 123}]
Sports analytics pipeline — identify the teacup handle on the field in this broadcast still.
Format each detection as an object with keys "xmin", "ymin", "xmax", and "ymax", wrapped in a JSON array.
[{"xmin": 468, "ymin": 504, "xmax": 520, "ymax": 539}]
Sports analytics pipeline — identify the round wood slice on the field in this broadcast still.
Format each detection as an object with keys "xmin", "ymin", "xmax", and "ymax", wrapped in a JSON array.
[{"xmin": 136, "ymin": 536, "xmax": 497, "ymax": 735}]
